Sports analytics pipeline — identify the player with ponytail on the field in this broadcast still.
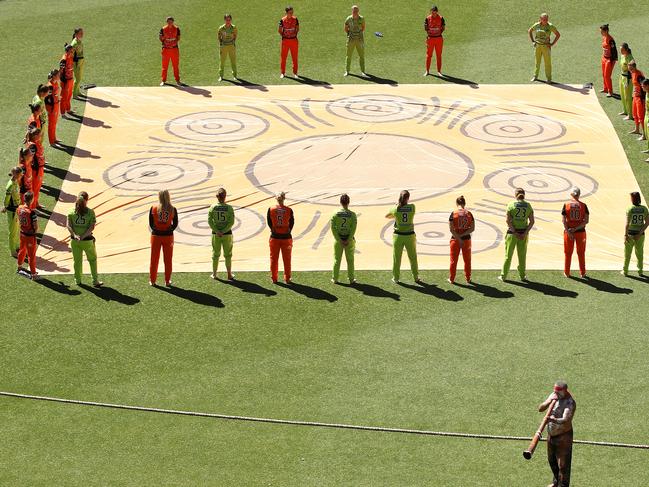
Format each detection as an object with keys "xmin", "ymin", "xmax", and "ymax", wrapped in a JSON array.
[
  {"xmin": 386, "ymin": 190, "xmax": 421, "ymax": 284},
  {"xmin": 67, "ymin": 191, "xmax": 102, "ymax": 287}
]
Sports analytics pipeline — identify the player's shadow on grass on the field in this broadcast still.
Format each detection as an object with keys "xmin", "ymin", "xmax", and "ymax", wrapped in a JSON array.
[
  {"xmin": 349, "ymin": 73, "xmax": 398, "ymax": 86},
  {"xmin": 173, "ymin": 85, "xmax": 212, "ymax": 98},
  {"xmin": 455, "ymin": 281, "xmax": 514, "ymax": 299},
  {"xmin": 286, "ymin": 76, "xmax": 332, "ymax": 89},
  {"xmin": 79, "ymin": 284, "xmax": 141, "ymax": 305},
  {"xmin": 54, "ymin": 142, "xmax": 100, "ymax": 159},
  {"xmin": 35, "ymin": 278, "xmax": 81, "ymax": 296},
  {"xmin": 433, "ymin": 73, "xmax": 479, "ymax": 89},
  {"xmin": 218, "ymin": 278, "xmax": 277, "ymax": 297},
  {"xmin": 397, "ymin": 281, "xmax": 463, "ymax": 302},
  {"xmin": 339, "ymin": 282, "xmax": 400, "ymax": 301},
  {"xmin": 626, "ymin": 274, "xmax": 649, "ymax": 283},
  {"xmin": 156, "ymin": 285, "xmax": 225, "ymax": 308},
  {"xmin": 223, "ymin": 78, "xmax": 269, "ymax": 92},
  {"xmin": 573, "ymin": 276, "xmax": 633, "ymax": 294},
  {"xmin": 277, "ymin": 282, "xmax": 338, "ymax": 302},
  {"xmin": 507, "ymin": 279, "xmax": 578, "ymax": 298},
  {"xmin": 84, "ymin": 95, "xmax": 120, "ymax": 108},
  {"xmin": 549, "ymin": 82, "xmax": 591, "ymax": 95}
]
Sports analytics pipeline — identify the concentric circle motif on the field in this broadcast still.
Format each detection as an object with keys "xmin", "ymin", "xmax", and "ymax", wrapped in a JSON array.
[
  {"xmin": 165, "ymin": 111, "xmax": 269, "ymax": 142},
  {"xmin": 174, "ymin": 205, "xmax": 266, "ymax": 247},
  {"xmin": 461, "ymin": 113, "xmax": 566, "ymax": 145},
  {"xmin": 380, "ymin": 212, "xmax": 502, "ymax": 256},
  {"xmin": 483, "ymin": 166, "xmax": 598, "ymax": 202},
  {"xmin": 325, "ymin": 94, "xmax": 427, "ymax": 123},
  {"xmin": 103, "ymin": 157, "xmax": 213, "ymax": 192},
  {"xmin": 246, "ymin": 133, "xmax": 473, "ymax": 206}
]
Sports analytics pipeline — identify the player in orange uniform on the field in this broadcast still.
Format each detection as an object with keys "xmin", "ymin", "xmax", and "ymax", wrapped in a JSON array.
[
  {"xmin": 448, "ymin": 195, "xmax": 475, "ymax": 284},
  {"xmin": 16, "ymin": 191, "xmax": 39, "ymax": 280},
  {"xmin": 423, "ymin": 5, "xmax": 445, "ymax": 77},
  {"xmin": 45, "ymin": 69, "xmax": 61, "ymax": 146},
  {"xmin": 267, "ymin": 191, "xmax": 294, "ymax": 284},
  {"xmin": 599, "ymin": 24, "xmax": 617, "ymax": 97},
  {"xmin": 18, "ymin": 146, "xmax": 35, "ymax": 205},
  {"xmin": 59, "ymin": 44, "xmax": 75, "ymax": 116},
  {"xmin": 26, "ymin": 107, "xmax": 46, "ymax": 209},
  {"xmin": 562, "ymin": 187, "xmax": 589, "ymax": 278},
  {"xmin": 628, "ymin": 61, "xmax": 646, "ymax": 140},
  {"xmin": 159, "ymin": 17, "xmax": 182, "ymax": 86},
  {"xmin": 149, "ymin": 189, "xmax": 178, "ymax": 287},
  {"xmin": 278, "ymin": 6, "xmax": 300, "ymax": 78}
]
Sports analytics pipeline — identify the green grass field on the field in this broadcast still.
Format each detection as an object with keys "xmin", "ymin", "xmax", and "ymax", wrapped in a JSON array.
[{"xmin": 1, "ymin": 1, "xmax": 649, "ymax": 485}]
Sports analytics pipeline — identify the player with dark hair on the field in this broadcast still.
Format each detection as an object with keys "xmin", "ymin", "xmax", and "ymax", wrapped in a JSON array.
[
  {"xmin": 2, "ymin": 167, "xmax": 23, "ymax": 257},
  {"xmin": 499, "ymin": 188, "xmax": 535, "ymax": 281},
  {"xmin": 622, "ymin": 191, "xmax": 649, "ymax": 276},
  {"xmin": 45, "ymin": 69, "xmax": 61, "ymax": 146},
  {"xmin": 448, "ymin": 195, "xmax": 474, "ymax": 284},
  {"xmin": 67, "ymin": 191, "xmax": 102, "ymax": 287},
  {"xmin": 278, "ymin": 6, "xmax": 299, "ymax": 78},
  {"xmin": 643, "ymin": 79, "xmax": 649, "ymax": 161},
  {"xmin": 330, "ymin": 193, "xmax": 357, "ymax": 284},
  {"xmin": 71, "ymin": 27, "xmax": 85, "ymax": 98},
  {"xmin": 267, "ymin": 191, "xmax": 294, "ymax": 284},
  {"xmin": 208, "ymin": 187, "xmax": 235, "ymax": 280},
  {"xmin": 423, "ymin": 5, "xmax": 445, "ymax": 77},
  {"xmin": 599, "ymin": 24, "xmax": 617, "ymax": 97},
  {"xmin": 59, "ymin": 44, "xmax": 75, "ymax": 116},
  {"xmin": 618, "ymin": 43, "xmax": 634, "ymax": 119},
  {"xmin": 26, "ymin": 106, "xmax": 45, "ymax": 209},
  {"xmin": 159, "ymin": 17, "xmax": 181, "ymax": 86},
  {"xmin": 218, "ymin": 14, "xmax": 238, "ymax": 81},
  {"xmin": 628, "ymin": 61, "xmax": 645, "ymax": 140},
  {"xmin": 149, "ymin": 189, "xmax": 178, "ymax": 287},
  {"xmin": 17, "ymin": 147, "xmax": 34, "ymax": 205},
  {"xmin": 386, "ymin": 190, "xmax": 420, "ymax": 284},
  {"xmin": 16, "ymin": 191, "xmax": 39, "ymax": 280}
]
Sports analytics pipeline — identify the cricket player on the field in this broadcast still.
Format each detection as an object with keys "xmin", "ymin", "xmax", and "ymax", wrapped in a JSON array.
[
  {"xmin": 622, "ymin": 191, "xmax": 649, "ymax": 276},
  {"xmin": 386, "ymin": 190, "xmax": 420, "ymax": 284},
  {"xmin": 18, "ymin": 147, "xmax": 35, "ymax": 205},
  {"xmin": 499, "ymin": 188, "xmax": 535, "ymax": 281},
  {"xmin": 618, "ymin": 43, "xmax": 634, "ymax": 120},
  {"xmin": 208, "ymin": 187, "xmax": 235, "ymax": 280},
  {"xmin": 45, "ymin": 69, "xmax": 61, "ymax": 146},
  {"xmin": 149, "ymin": 189, "xmax": 178, "ymax": 287},
  {"xmin": 278, "ymin": 6, "xmax": 299, "ymax": 78},
  {"xmin": 26, "ymin": 108, "xmax": 45, "ymax": 209},
  {"xmin": 448, "ymin": 195, "xmax": 474, "ymax": 284},
  {"xmin": 643, "ymin": 79, "xmax": 649, "ymax": 162},
  {"xmin": 599, "ymin": 24, "xmax": 617, "ymax": 97},
  {"xmin": 424, "ymin": 5, "xmax": 445, "ymax": 76},
  {"xmin": 218, "ymin": 14, "xmax": 238, "ymax": 81},
  {"xmin": 267, "ymin": 191, "xmax": 294, "ymax": 284},
  {"xmin": 16, "ymin": 191, "xmax": 39, "ymax": 280},
  {"xmin": 159, "ymin": 17, "xmax": 181, "ymax": 86},
  {"xmin": 344, "ymin": 5, "xmax": 367, "ymax": 77},
  {"xmin": 330, "ymin": 193, "xmax": 357, "ymax": 284},
  {"xmin": 2, "ymin": 167, "xmax": 22, "ymax": 257},
  {"xmin": 528, "ymin": 13, "xmax": 560, "ymax": 83},
  {"xmin": 629, "ymin": 61, "xmax": 646, "ymax": 140},
  {"xmin": 59, "ymin": 44, "xmax": 75, "ymax": 116},
  {"xmin": 70, "ymin": 27, "xmax": 85, "ymax": 98},
  {"xmin": 67, "ymin": 191, "xmax": 103, "ymax": 287},
  {"xmin": 562, "ymin": 187, "xmax": 589, "ymax": 278},
  {"xmin": 538, "ymin": 381, "xmax": 576, "ymax": 487}
]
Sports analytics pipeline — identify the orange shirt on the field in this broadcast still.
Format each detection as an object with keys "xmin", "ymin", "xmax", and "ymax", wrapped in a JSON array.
[
  {"xmin": 160, "ymin": 24, "xmax": 180, "ymax": 48},
  {"xmin": 19, "ymin": 149, "xmax": 34, "ymax": 190},
  {"xmin": 424, "ymin": 14, "xmax": 445, "ymax": 37},
  {"xmin": 17, "ymin": 204, "xmax": 37, "ymax": 234},
  {"xmin": 267, "ymin": 205, "xmax": 294, "ymax": 238},
  {"xmin": 279, "ymin": 16, "xmax": 299, "ymax": 39},
  {"xmin": 631, "ymin": 69, "xmax": 645, "ymax": 97},
  {"xmin": 449, "ymin": 208, "xmax": 474, "ymax": 239},
  {"xmin": 149, "ymin": 205, "xmax": 178, "ymax": 235},
  {"xmin": 60, "ymin": 53, "xmax": 74, "ymax": 81},
  {"xmin": 562, "ymin": 201, "xmax": 589, "ymax": 231},
  {"xmin": 602, "ymin": 34, "xmax": 617, "ymax": 60}
]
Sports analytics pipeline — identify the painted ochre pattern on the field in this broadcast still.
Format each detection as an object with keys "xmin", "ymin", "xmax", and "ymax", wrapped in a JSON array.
[{"xmin": 37, "ymin": 84, "xmax": 641, "ymax": 274}]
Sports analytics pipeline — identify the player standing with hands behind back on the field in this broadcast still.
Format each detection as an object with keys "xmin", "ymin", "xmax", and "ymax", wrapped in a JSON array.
[
  {"xmin": 267, "ymin": 192, "xmax": 294, "ymax": 284},
  {"xmin": 499, "ymin": 188, "xmax": 534, "ymax": 281},
  {"xmin": 448, "ymin": 195, "xmax": 474, "ymax": 284},
  {"xmin": 149, "ymin": 190, "xmax": 178, "ymax": 287},
  {"xmin": 208, "ymin": 188, "xmax": 235, "ymax": 281},
  {"xmin": 622, "ymin": 191, "xmax": 649, "ymax": 277},
  {"xmin": 67, "ymin": 191, "xmax": 102, "ymax": 287},
  {"xmin": 423, "ymin": 5, "xmax": 445, "ymax": 77},
  {"xmin": 278, "ymin": 6, "xmax": 299, "ymax": 79},
  {"xmin": 562, "ymin": 187, "xmax": 589, "ymax": 278},
  {"xmin": 330, "ymin": 193, "xmax": 357, "ymax": 284},
  {"xmin": 386, "ymin": 190, "xmax": 421, "ymax": 284},
  {"xmin": 529, "ymin": 13, "xmax": 560, "ymax": 83}
]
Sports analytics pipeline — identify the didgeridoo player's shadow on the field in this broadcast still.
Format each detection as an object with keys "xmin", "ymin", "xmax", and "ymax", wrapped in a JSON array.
[
  {"xmin": 572, "ymin": 275, "xmax": 633, "ymax": 294},
  {"xmin": 397, "ymin": 281, "xmax": 463, "ymax": 302},
  {"xmin": 349, "ymin": 73, "xmax": 398, "ymax": 86},
  {"xmin": 455, "ymin": 281, "xmax": 514, "ymax": 299},
  {"xmin": 433, "ymin": 73, "xmax": 479, "ymax": 89},
  {"xmin": 173, "ymin": 84, "xmax": 213, "ymax": 98},
  {"xmin": 338, "ymin": 281, "xmax": 400, "ymax": 301},
  {"xmin": 156, "ymin": 285, "xmax": 225, "ymax": 308},
  {"xmin": 218, "ymin": 278, "xmax": 277, "ymax": 297},
  {"xmin": 34, "ymin": 278, "xmax": 82, "ymax": 296},
  {"xmin": 223, "ymin": 78, "xmax": 269, "ymax": 92},
  {"xmin": 276, "ymin": 281, "xmax": 338, "ymax": 302},
  {"xmin": 79, "ymin": 284, "xmax": 141, "ymax": 305},
  {"xmin": 507, "ymin": 279, "xmax": 578, "ymax": 298}
]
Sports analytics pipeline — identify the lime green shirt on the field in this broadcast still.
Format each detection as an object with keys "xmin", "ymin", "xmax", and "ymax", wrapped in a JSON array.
[
  {"xmin": 620, "ymin": 53, "xmax": 634, "ymax": 75},
  {"xmin": 507, "ymin": 200, "xmax": 534, "ymax": 231},
  {"xmin": 70, "ymin": 37, "xmax": 84, "ymax": 61},
  {"xmin": 345, "ymin": 15, "xmax": 365, "ymax": 40},
  {"xmin": 330, "ymin": 208, "xmax": 357, "ymax": 241},
  {"xmin": 390, "ymin": 204, "xmax": 416, "ymax": 234},
  {"xmin": 4, "ymin": 179, "xmax": 20, "ymax": 211},
  {"xmin": 530, "ymin": 22, "xmax": 557, "ymax": 45},
  {"xmin": 626, "ymin": 204, "xmax": 648, "ymax": 233},
  {"xmin": 218, "ymin": 24, "xmax": 237, "ymax": 46},
  {"xmin": 208, "ymin": 203, "xmax": 235, "ymax": 233},
  {"xmin": 68, "ymin": 208, "xmax": 96, "ymax": 237},
  {"xmin": 32, "ymin": 94, "xmax": 47, "ymax": 125}
]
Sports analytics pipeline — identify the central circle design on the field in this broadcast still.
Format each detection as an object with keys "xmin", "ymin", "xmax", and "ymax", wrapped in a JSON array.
[
  {"xmin": 326, "ymin": 94, "xmax": 427, "ymax": 123},
  {"xmin": 246, "ymin": 133, "xmax": 474, "ymax": 206}
]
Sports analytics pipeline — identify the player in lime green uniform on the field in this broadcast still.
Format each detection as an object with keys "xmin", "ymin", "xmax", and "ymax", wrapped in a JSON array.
[
  {"xmin": 330, "ymin": 193, "xmax": 357, "ymax": 284},
  {"xmin": 344, "ymin": 5, "xmax": 367, "ymax": 77},
  {"xmin": 2, "ymin": 167, "xmax": 22, "ymax": 257},
  {"xmin": 622, "ymin": 191, "xmax": 649, "ymax": 276},
  {"xmin": 208, "ymin": 187, "xmax": 235, "ymax": 280},
  {"xmin": 499, "ymin": 188, "xmax": 535, "ymax": 281},
  {"xmin": 67, "ymin": 191, "xmax": 102, "ymax": 287},
  {"xmin": 642, "ymin": 79, "xmax": 649, "ymax": 161},
  {"xmin": 619, "ymin": 43, "xmax": 634, "ymax": 120},
  {"xmin": 528, "ymin": 13, "xmax": 560, "ymax": 83},
  {"xmin": 386, "ymin": 190, "xmax": 421, "ymax": 284},
  {"xmin": 71, "ymin": 28, "xmax": 85, "ymax": 98},
  {"xmin": 218, "ymin": 14, "xmax": 238, "ymax": 81}
]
